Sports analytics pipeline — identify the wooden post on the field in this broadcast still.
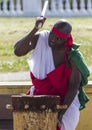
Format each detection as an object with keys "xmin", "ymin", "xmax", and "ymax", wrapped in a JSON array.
[{"xmin": 11, "ymin": 95, "xmax": 65, "ymax": 130}]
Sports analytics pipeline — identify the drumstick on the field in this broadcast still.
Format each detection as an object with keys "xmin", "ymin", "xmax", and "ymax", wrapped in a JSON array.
[
  {"xmin": 41, "ymin": 0, "xmax": 48, "ymax": 17},
  {"xmin": 38, "ymin": 0, "xmax": 48, "ymax": 28}
]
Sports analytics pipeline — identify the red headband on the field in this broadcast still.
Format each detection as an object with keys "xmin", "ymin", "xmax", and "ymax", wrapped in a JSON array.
[
  {"xmin": 51, "ymin": 26, "xmax": 73, "ymax": 47},
  {"xmin": 52, "ymin": 26, "xmax": 70, "ymax": 38}
]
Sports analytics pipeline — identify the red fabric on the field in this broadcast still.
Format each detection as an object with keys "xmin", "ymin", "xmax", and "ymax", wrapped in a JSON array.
[
  {"xmin": 57, "ymin": 125, "xmax": 60, "ymax": 130},
  {"xmin": 65, "ymin": 34, "xmax": 73, "ymax": 47},
  {"xmin": 30, "ymin": 63, "xmax": 71, "ymax": 103},
  {"xmin": 52, "ymin": 26, "xmax": 73, "ymax": 47},
  {"xmin": 52, "ymin": 26, "xmax": 70, "ymax": 38}
]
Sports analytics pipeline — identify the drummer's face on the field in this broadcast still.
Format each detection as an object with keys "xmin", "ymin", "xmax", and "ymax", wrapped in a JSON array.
[{"xmin": 48, "ymin": 31, "xmax": 68, "ymax": 49}]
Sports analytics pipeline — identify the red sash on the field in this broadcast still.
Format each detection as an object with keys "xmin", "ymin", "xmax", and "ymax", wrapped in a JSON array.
[{"xmin": 30, "ymin": 63, "xmax": 71, "ymax": 103}]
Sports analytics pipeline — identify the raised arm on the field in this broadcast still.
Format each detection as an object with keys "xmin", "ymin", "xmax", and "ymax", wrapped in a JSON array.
[{"xmin": 14, "ymin": 17, "xmax": 46, "ymax": 56}]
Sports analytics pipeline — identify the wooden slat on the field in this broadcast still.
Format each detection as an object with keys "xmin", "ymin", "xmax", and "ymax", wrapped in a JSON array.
[{"xmin": 12, "ymin": 95, "xmax": 60, "ymax": 112}]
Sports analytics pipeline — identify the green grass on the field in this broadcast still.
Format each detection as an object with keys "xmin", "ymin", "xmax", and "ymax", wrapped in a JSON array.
[{"xmin": 0, "ymin": 17, "xmax": 92, "ymax": 80}]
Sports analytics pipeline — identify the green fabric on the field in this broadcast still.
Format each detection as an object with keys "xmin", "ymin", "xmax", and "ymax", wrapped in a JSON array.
[{"xmin": 68, "ymin": 43, "xmax": 90, "ymax": 110}]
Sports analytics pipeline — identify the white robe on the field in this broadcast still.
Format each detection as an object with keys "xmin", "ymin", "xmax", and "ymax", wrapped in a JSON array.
[{"xmin": 28, "ymin": 30, "xmax": 80, "ymax": 130}]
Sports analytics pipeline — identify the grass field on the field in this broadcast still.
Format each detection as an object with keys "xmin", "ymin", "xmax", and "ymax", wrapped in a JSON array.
[{"xmin": 0, "ymin": 17, "xmax": 92, "ymax": 80}]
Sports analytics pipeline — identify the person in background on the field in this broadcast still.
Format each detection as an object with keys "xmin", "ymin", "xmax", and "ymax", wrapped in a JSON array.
[{"xmin": 14, "ymin": 17, "xmax": 90, "ymax": 130}]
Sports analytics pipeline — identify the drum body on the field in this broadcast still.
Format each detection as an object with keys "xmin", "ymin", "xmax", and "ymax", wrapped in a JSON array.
[{"xmin": 12, "ymin": 95, "xmax": 60, "ymax": 130}]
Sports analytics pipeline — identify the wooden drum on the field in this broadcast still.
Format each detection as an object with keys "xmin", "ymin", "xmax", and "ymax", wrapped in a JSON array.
[{"xmin": 10, "ymin": 95, "xmax": 66, "ymax": 130}]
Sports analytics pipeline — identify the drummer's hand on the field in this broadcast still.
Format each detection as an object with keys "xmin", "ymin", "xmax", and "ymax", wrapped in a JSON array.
[{"xmin": 35, "ymin": 16, "xmax": 46, "ymax": 29}]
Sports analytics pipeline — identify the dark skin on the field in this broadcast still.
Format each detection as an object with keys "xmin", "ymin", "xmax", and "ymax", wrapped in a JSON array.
[{"xmin": 14, "ymin": 17, "xmax": 82, "ymax": 127}]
